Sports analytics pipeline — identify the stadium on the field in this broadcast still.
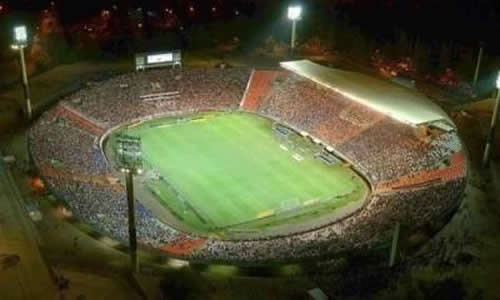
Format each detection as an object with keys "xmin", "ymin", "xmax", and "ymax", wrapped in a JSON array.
[{"xmin": 29, "ymin": 60, "xmax": 467, "ymax": 265}]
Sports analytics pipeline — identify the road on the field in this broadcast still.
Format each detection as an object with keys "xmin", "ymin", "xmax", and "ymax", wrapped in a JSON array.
[{"xmin": 0, "ymin": 160, "xmax": 57, "ymax": 300}]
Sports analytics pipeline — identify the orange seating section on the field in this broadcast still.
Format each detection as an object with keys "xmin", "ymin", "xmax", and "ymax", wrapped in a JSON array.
[
  {"xmin": 376, "ymin": 152, "xmax": 466, "ymax": 192},
  {"xmin": 241, "ymin": 71, "xmax": 281, "ymax": 112},
  {"xmin": 161, "ymin": 236, "xmax": 207, "ymax": 256},
  {"xmin": 39, "ymin": 164, "xmax": 123, "ymax": 193},
  {"xmin": 56, "ymin": 104, "xmax": 105, "ymax": 136}
]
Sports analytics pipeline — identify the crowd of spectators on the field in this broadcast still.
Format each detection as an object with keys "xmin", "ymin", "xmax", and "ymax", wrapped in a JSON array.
[
  {"xmin": 63, "ymin": 68, "xmax": 251, "ymax": 128},
  {"xmin": 241, "ymin": 70, "xmax": 284, "ymax": 112},
  {"xmin": 54, "ymin": 181, "xmax": 180, "ymax": 248},
  {"xmin": 195, "ymin": 179, "xmax": 465, "ymax": 263},
  {"xmin": 255, "ymin": 73, "xmax": 464, "ymax": 183},
  {"xmin": 30, "ymin": 117, "xmax": 110, "ymax": 176},
  {"xmin": 256, "ymin": 74, "xmax": 386, "ymax": 146},
  {"xmin": 259, "ymin": 74, "xmax": 354, "ymax": 136},
  {"xmin": 376, "ymin": 152, "xmax": 466, "ymax": 192},
  {"xmin": 29, "ymin": 67, "xmax": 467, "ymax": 264},
  {"xmin": 336, "ymin": 118, "xmax": 461, "ymax": 183}
]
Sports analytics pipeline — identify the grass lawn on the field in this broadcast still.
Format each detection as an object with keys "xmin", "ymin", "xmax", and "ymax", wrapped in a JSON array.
[{"xmin": 125, "ymin": 112, "xmax": 367, "ymax": 232}]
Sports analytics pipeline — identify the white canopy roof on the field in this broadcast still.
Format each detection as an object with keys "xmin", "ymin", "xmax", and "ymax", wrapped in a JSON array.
[{"xmin": 280, "ymin": 60, "xmax": 453, "ymax": 126}]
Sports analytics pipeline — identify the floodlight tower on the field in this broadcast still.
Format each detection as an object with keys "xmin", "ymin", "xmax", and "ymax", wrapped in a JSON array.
[
  {"xmin": 472, "ymin": 42, "xmax": 484, "ymax": 87},
  {"xmin": 11, "ymin": 25, "xmax": 32, "ymax": 121},
  {"xmin": 116, "ymin": 135, "xmax": 143, "ymax": 273},
  {"xmin": 482, "ymin": 71, "xmax": 500, "ymax": 168},
  {"xmin": 288, "ymin": 5, "xmax": 302, "ymax": 57}
]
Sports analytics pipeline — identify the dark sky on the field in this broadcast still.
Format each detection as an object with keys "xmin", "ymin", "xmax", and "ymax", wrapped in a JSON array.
[{"xmin": 3, "ymin": 0, "xmax": 500, "ymax": 50}]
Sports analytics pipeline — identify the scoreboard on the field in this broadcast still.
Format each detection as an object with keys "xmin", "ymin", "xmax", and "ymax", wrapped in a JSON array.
[{"xmin": 135, "ymin": 50, "xmax": 182, "ymax": 71}]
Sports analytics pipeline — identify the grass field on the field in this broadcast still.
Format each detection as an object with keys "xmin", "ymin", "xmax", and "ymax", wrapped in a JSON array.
[{"xmin": 121, "ymin": 112, "xmax": 367, "ymax": 233}]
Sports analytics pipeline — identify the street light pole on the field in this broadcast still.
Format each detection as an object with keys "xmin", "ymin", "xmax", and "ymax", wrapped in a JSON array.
[
  {"xmin": 117, "ymin": 134, "xmax": 143, "ymax": 273},
  {"xmin": 125, "ymin": 170, "xmax": 138, "ymax": 273},
  {"xmin": 288, "ymin": 5, "xmax": 302, "ymax": 58},
  {"xmin": 291, "ymin": 19, "xmax": 297, "ymax": 55},
  {"xmin": 18, "ymin": 46, "xmax": 32, "ymax": 120},
  {"xmin": 12, "ymin": 25, "xmax": 31, "ymax": 121},
  {"xmin": 482, "ymin": 71, "xmax": 500, "ymax": 168},
  {"xmin": 473, "ymin": 42, "xmax": 484, "ymax": 87}
]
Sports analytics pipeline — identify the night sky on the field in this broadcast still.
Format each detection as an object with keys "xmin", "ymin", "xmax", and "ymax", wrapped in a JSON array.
[{"xmin": 1, "ymin": 0, "xmax": 499, "ymax": 54}]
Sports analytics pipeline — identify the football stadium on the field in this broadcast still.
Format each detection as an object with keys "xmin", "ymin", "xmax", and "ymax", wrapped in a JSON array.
[{"xmin": 29, "ymin": 60, "xmax": 467, "ymax": 264}]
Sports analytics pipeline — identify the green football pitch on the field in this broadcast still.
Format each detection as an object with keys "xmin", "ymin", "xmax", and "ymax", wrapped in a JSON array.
[{"xmin": 119, "ymin": 112, "xmax": 367, "ymax": 234}]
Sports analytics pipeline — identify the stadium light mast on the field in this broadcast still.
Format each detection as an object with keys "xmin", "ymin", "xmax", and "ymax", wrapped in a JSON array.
[
  {"xmin": 116, "ymin": 135, "xmax": 143, "ymax": 273},
  {"xmin": 472, "ymin": 42, "xmax": 484, "ymax": 87},
  {"xmin": 482, "ymin": 70, "xmax": 500, "ymax": 168},
  {"xmin": 288, "ymin": 5, "xmax": 302, "ymax": 57},
  {"xmin": 11, "ymin": 25, "xmax": 32, "ymax": 121}
]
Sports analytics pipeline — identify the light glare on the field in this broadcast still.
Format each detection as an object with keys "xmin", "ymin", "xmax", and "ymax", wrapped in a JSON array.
[
  {"xmin": 14, "ymin": 26, "xmax": 27, "ymax": 43},
  {"xmin": 497, "ymin": 71, "xmax": 500, "ymax": 89},
  {"xmin": 288, "ymin": 5, "xmax": 302, "ymax": 20}
]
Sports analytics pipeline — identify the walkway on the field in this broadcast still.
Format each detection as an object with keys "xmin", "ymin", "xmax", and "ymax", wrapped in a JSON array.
[{"xmin": 0, "ymin": 160, "xmax": 57, "ymax": 299}]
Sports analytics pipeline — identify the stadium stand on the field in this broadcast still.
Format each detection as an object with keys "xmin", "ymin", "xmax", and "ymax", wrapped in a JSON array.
[
  {"xmin": 30, "ymin": 65, "xmax": 466, "ymax": 264},
  {"xmin": 375, "ymin": 152, "xmax": 466, "ymax": 192},
  {"xmin": 240, "ymin": 70, "xmax": 283, "ymax": 112},
  {"xmin": 57, "ymin": 104, "xmax": 106, "ymax": 136},
  {"xmin": 161, "ymin": 236, "xmax": 207, "ymax": 256},
  {"xmin": 335, "ymin": 118, "xmax": 455, "ymax": 183},
  {"xmin": 63, "ymin": 68, "xmax": 251, "ymax": 127}
]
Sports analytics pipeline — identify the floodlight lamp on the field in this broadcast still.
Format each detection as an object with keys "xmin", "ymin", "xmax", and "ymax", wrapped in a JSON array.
[
  {"xmin": 14, "ymin": 25, "xmax": 27, "ymax": 44},
  {"xmin": 136, "ymin": 169, "xmax": 143, "ymax": 175},
  {"xmin": 288, "ymin": 5, "xmax": 302, "ymax": 20},
  {"xmin": 496, "ymin": 71, "xmax": 500, "ymax": 89}
]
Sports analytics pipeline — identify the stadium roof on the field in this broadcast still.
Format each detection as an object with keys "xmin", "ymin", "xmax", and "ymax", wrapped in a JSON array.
[{"xmin": 280, "ymin": 60, "xmax": 453, "ymax": 126}]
